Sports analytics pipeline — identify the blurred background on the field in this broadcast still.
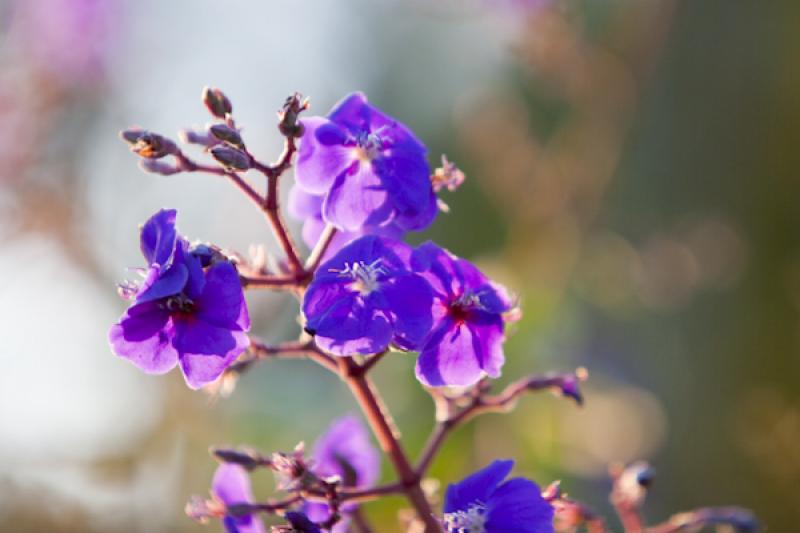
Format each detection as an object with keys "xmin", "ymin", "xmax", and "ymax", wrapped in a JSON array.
[{"xmin": 1, "ymin": 0, "xmax": 798, "ymax": 531}]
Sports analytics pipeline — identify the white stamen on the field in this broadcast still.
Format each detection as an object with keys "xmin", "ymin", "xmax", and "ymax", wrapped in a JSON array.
[
  {"xmin": 330, "ymin": 260, "xmax": 386, "ymax": 295},
  {"xmin": 443, "ymin": 502, "xmax": 488, "ymax": 533}
]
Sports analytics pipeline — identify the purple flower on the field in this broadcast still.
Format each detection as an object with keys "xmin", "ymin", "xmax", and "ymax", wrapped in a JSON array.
[
  {"xmin": 411, "ymin": 243, "xmax": 513, "ymax": 388},
  {"xmin": 294, "ymin": 92, "xmax": 437, "ymax": 233},
  {"xmin": 303, "ymin": 235, "xmax": 433, "ymax": 356},
  {"xmin": 109, "ymin": 209, "xmax": 250, "ymax": 389},
  {"xmin": 283, "ymin": 512, "xmax": 321, "ymax": 533},
  {"xmin": 287, "ymin": 183, "xmax": 404, "ymax": 262},
  {"xmin": 211, "ymin": 464, "xmax": 265, "ymax": 533},
  {"xmin": 443, "ymin": 460, "xmax": 554, "ymax": 533},
  {"xmin": 305, "ymin": 415, "xmax": 380, "ymax": 532},
  {"xmin": 8, "ymin": 0, "xmax": 117, "ymax": 86}
]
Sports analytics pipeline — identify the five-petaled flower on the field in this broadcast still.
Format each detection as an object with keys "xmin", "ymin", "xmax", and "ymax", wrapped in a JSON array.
[
  {"xmin": 294, "ymin": 92, "xmax": 437, "ymax": 234},
  {"xmin": 411, "ymin": 242, "xmax": 513, "ymax": 388},
  {"xmin": 303, "ymin": 235, "xmax": 433, "ymax": 356},
  {"xmin": 443, "ymin": 459, "xmax": 554, "ymax": 533},
  {"xmin": 211, "ymin": 464, "xmax": 265, "ymax": 533},
  {"xmin": 304, "ymin": 415, "xmax": 380, "ymax": 532},
  {"xmin": 109, "ymin": 209, "xmax": 250, "ymax": 389}
]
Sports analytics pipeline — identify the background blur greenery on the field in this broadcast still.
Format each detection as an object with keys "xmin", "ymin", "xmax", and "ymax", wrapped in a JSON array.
[{"xmin": 1, "ymin": 0, "xmax": 798, "ymax": 531}]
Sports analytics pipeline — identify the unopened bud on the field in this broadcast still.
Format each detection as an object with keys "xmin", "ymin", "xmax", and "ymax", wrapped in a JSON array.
[
  {"xmin": 120, "ymin": 127, "xmax": 144, "ymax": 144},
  {"xmin": 209, "ymin": 124, "xmax": 245, "ymax": 148},
  {"xmin": 130, "ymin": 132, "xmax": 178, "ymax": 159},
  {"xmin": 179, "ymin": 128, "xmax": 219, "ymax": 148},
  {"xmin": 211, "ymin": 447, "xmax": 266, "ymax": 471},
  {"xmin": 139, "ymin": 159, "xmax": 181, "ymax": 176},
  {"xmin": 203, "ymin": 86, "xmax": 233, "ymax": 118},
  {"xmin": 278, "ymin": 93, "xmax": 309, "ymax": 138},
  {"xmin": 211, "ymin": 146, "xmax": 251, "ymax": 171}
]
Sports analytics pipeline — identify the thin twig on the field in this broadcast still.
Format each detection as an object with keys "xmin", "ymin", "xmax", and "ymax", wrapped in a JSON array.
[
  {"xmin": 175, "ymin": 151, "xmax": 263, "ymax": 207},
  {"xmin": 245, "ymin": 337, "xmax": 339, "ymax": 373},
  {"xmin": 304, "ymin": 223, "xmax": 338, "ymax": 273},
  {"xmin": 415, "ymin": 370, "xmax": 586, "ymax": 477},
  {"xmin": 240, "ymin": 273, "xmax": 309, "ymax": 290},
  {"xmin": 340, "ymin": 357, "xmax": 443, "ymax": 532},
  {"xmin": 646, "ymin": 507, "xmax": 759, "ymax": 533}
]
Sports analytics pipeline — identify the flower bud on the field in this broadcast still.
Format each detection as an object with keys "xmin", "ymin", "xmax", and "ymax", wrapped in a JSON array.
[
  {"xmin": 130, "ymin": 132, "xmax": 178, "ymax": 159},
  {"xmin": 120, "ymin": 127, "xmax": 144, "ymax": 144},
  {"xmin": 210, "ymin": 447, "xmax": 266, "ymax": 471},
  {"xmin": 179, "ymin": 128, "xmax": 219, "ymax": 148},
  {"xmin": 278, "ymin": 92, "xmax": 309, "ymax": 138},
  {"xmin": 211, "ymin": 146, "xmax": 251, "ymax": 171},
  {"xmin": 139, "ymin": 159, "xmax": 181, "ymax": 176},
  {"xmin": 209, "ymin": 123, "xmax": 245, "ymax": 148},
  {"xmin": 203, "ymin": 86, "xmax": 232, "ymax": 118}
]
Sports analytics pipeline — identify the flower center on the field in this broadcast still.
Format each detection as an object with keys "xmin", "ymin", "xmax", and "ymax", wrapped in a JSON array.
[
  {"xmin": 448, "ymin": 291, "xmax": 483, "ymax": 322},
  {"xmin": 162, "ymin": 293, "xmax": 195, "ymax": 314},
  {"xmin": 443, "ymin": 502, "xmax": 488, "ymax": 533},
  {"xmin": 334, "ymin": 260, "xmax": 386, "ymax": 295},
  {"xmin": 353, "ymin": 128, "xmax": 389, "ymax": 162}
]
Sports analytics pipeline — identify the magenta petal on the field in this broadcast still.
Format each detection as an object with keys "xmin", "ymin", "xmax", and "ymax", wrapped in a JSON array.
[
  {"xmin": 485, "ymin": 478, "xmax": 554, "ymax": 533},
  {"xmin": 212, "ymin": 465, "xmax": 266, "ymax": 533},
  {"xmin": 314, "ymin": 301, "xmax": 393, "ymax": 356},
  {"xmin": 323, "ymin": 163, "xmax": 390, "ymax": 231},
  {"xmin": 175, "ymin": 320, "xmax": 249, "ymax": 389},
  {"xmin": 416, "ymin": 317, "xmax": 504, "ymax": 387},
  {"xmin": 135, "ymin": 262, "xmax": 188, "ymax": 303},
  {"xmin": 139, "ymin": 208, "xmax": 177, "ymax": 267},
  {"xmin": 295, "ymin": 117, "xmax": 355, "ymax": 195},
  {"xmin": 312, "ymin": 415, "xmax": 381, "ymax": 489},
  {"xmin": 109, "ymin": 302, "xmax": 178, "ymax": 374},
  {"xmin": 288, "ymin": 184, "xmax": 324, "ymax": 220},
  {"xmin": 444, "ymin": 459, "xmax": 514, "ymax": 514},
  {"xmin": 382, "ymin": 273, "xmax": 433, "ymax": 349},
  {"xmin": 212, "ymin": 464, "xmax": 256, "ymax": 506},
  {"xmin": 195, "ymin": 262, "xmax": 249, "ymax": 331}
]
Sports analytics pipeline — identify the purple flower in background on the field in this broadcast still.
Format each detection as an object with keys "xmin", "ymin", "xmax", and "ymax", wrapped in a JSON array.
[
  {"xmin": 305, "ymin": 416, "xmax": 380, "ymax": 532},
  {"xmin": 109, "ymin": 209, "xmax": 250, "ymax": 389},
  {"xmin": 443, "ymin": 460, "xmax": 554, "ymax": 533},
  {"xmin": 283, "ymin": 512, "xmax": 321, "ymax": 533},
  {"xmin": 411, "ymin": 242, "xmax": 512, "ymax": 387},
  {"xmin": 288, "ymin": 183, "xmax": 404, "ymax": 261},
  {"xmin": 303, "ymin": 235, "xmax": 433, "ymax": 355},
  {"xmin": 211, "ymin": 464, "xmax": 265, "ymax": 533},
  {"xmin": 8, "ymin": 0, "xmax": 117, "ymax": 86},
  {"xmin": 294, "ymin": 92, "xmax": 437, "ymax": 233}
]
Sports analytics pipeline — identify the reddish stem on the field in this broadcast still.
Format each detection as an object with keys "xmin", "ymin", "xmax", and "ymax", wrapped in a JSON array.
[
  {"xmin": 340, "ymin": 358, "xmax": 442, "ymax": 532},
  {"xmin": 416, "ymin": 370, "xmax": 585, "ymax": 477}
]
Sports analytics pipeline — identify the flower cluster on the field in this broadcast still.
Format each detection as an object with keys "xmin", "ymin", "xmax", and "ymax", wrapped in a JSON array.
[
  {"xmin": 303, "ymin": 236, "xmax": 514, "ymax": 387},
  {"xmin": 113, "ymin": 88, "xmax": 758, "ymax": 533}
]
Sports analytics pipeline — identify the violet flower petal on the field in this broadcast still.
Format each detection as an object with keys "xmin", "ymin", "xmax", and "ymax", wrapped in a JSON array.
[
  {"xmin": 443, "ymin": 459, "xmax": 514, "ymax": 514},
  {"xmin": 485, "ymin": 478, "xmax": 554, "ymax": 533},
  {"xmin": 139, "ymin": 208, "xmax": 178, "ymax": 268},
  {"xmin": 109, "ymin": 301, "xmax": 178, "ymax": 374},
  {"xmin": 312, "ymin": 415, "xmax": 381, "ymax": 488},
  {"xmin": 323, "ymin": 163, "xmax": 390, "ymax": 231},
  {"xmin": 415, "ymin": 315, "xmax": 504, "ymax": 387},
  {"xmin": 295, "ymin": 117, "xmax": 355, "ymax": 195},
  {"xmin": 194, "ymin": 261, "xmax": 250, "ymax": 331},
  {"xmin": 175, "ymin": 321, "xmax": 249, "ymax": 389}
]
